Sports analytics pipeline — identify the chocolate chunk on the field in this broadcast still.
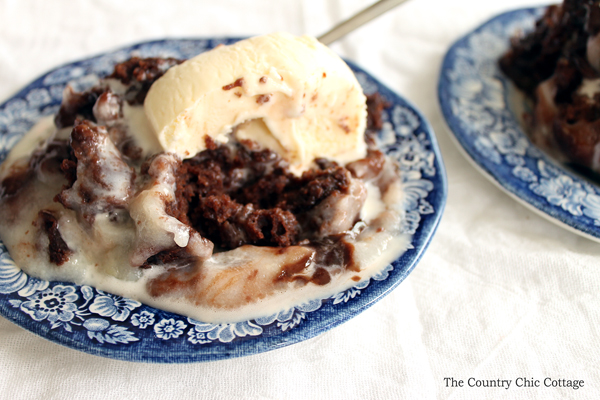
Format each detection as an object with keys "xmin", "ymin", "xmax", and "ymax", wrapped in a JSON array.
[
  {"xmin": 55, "ymin": 86, "xmax": 106, "ymax": 129},
  {"xmin": 1, "ymin": 139, "xmax": 75, "ymax": 199},
  {"xmin": 366, "ymin": 93, "xmax": 390, "ymax": 131},
  {"xmin": 0, "ymin": 168, "xmax": 32, "ymax": 198},
  {"xmin": 109, "ymin": 57, "xmax": 184, "ymax": 105},
  {"xmin": 346, "ymin": 150, "xmax": 385, "ymax": 180},
  {"xmin": 38, "ymin": 210, "xmax": 72, "ymax": 266},
  {"xmin": 55, "ymin": 120, "xmax": 135, "ymax": 224}
]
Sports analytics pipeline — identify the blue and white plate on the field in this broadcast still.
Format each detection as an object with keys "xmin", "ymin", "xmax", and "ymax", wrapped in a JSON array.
[
  {"xmin": 439, "ymin": 6, "xmax": 600, "ymax": 242},
  {"xmin": 0, "ymin": 38, "xmax": 446, "ymax": 362}
]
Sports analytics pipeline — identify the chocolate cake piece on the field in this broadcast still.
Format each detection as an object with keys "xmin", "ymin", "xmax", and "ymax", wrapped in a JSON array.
[{"xmin": 500, "ymin": 0, "xmax": 600, "ymax": 172}]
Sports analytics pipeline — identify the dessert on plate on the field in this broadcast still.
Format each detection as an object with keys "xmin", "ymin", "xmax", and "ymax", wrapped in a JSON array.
[
  {"xmin": 500, "ymin": 0, "xmax": 600, "ymax": 174},
  {"xmin": 0, "ymin": 33, "xmax": 410, "ymax": 323}
]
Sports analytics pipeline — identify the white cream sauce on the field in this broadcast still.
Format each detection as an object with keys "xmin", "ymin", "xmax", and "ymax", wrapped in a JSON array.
[{"xmin": 0, "ymin": 103, "xmax": 411, "ymax": 324}]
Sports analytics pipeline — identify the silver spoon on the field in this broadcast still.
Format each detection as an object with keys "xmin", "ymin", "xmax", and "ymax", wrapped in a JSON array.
[{"xmin": 317, "ymin": 0, "xmax": 411, "ymax": 45}]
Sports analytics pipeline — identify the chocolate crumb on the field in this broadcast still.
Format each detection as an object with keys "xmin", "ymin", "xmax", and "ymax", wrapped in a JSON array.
[
  {"xmin": 366, "ymin": 93, "xmax": 390, "ymax": 131},
  {"xmin": 256, "ymin": 94, "xmax": 271, "ymax": 104},
  {"xmin": 222, "ymin": 78, "xmax": 245, "ymax": 90},
  {"xmin": 339, "ymin": 124, "xmax": 350, "ymax": 133},
  {"xmin": 109, "ymin": 57, "xmax": 184, "ymax": 105},
  {"xmin": 38, "ymin": 210, "xmax": 72, "ymax": 266}
]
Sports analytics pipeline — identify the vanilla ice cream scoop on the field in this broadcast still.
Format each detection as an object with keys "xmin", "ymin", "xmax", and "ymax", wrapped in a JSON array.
[{"xmin": 143, "ymin": 32, "xmax": 367, "ymax": 171}]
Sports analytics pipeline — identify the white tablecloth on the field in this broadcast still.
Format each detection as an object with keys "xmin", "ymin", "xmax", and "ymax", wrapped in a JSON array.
[{"xmin": 0, "ymin": 0, "xmax": 597, "ymax": 399}]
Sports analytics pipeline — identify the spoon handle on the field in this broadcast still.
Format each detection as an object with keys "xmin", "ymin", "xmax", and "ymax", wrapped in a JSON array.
[{"xmin": 317, "ymin": 0, "xmax": 411, "ymax": 45}]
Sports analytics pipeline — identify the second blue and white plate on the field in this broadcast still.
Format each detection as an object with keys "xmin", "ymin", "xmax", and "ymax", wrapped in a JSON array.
[{"xmin": 439, "ymin": 6, "xmax": 600, "ymax": 242}]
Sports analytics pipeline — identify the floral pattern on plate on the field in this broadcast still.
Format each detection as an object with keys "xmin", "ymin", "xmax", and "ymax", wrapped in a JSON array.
[
  {"xmin": 0, "ymin": 39, "xmax": 446, "ymax": 362},
  {"xmin": 438, "ymin": 7, "xmax": 600, "ymax": 241}
]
